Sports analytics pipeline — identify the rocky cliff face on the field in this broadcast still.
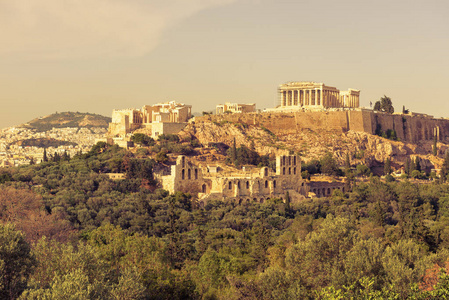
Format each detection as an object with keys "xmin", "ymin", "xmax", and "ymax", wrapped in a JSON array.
[{"xmin": 180, "ymin": 116, "xmax": 448, "ymax": 174}]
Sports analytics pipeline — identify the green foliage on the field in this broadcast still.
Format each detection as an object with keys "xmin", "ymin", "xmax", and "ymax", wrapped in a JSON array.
[
  {"xmin": 374, "ymin": 95, "xmax": 394, "ymax": 114},
  {"xmin": 0, "ymin": 224, "xmax": 36, "ymax": 299},
  {"xmin": 356, "ymin": 164, "xmax": 371, "ymax": 177},
  {"xmin": 320, "ymin": 152, "xmax": 340, "ymax": 176},
  {"xmin": 5, "ymin": 140, "xmax": 449, "ymax": 299},
  {"xmin": 375, "ymin": 124, "xmax": 398, "ymax": 140},
  {"xmin": 385, "ymin": 174, "xmax": 395, "ymax": 182},
  {"xmin": 384, "ymin": 157, "xmax": 392, "ymax": 175},
  {"xmin": 302, "ymin": 159, "xmax": 321, "ymax": 175},
  {"xmin": 158, "ymin": 134, "xmax": 180, "ymax": 143},
  {"xmin": 226, "ymin": 144, "xmax": 271, "ymax": 169},
  {"xmin": 131, "ymin": 133, "xmax": 155, "ymax": 146}
]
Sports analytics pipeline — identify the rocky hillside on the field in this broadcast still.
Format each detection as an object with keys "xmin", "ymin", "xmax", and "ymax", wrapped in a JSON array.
[
  {"xmin": 180, "ymin": 115, "xmax": 447, "ymax": 174},
  {"xmin": 20, "ymin": 112, "xmax": 111, "ymax": 132}
]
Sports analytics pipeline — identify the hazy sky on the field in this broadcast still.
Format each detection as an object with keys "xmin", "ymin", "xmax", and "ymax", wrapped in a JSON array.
[{"xmin": 1, "ymin": 0, "xmax": 448, "ymax": 128}]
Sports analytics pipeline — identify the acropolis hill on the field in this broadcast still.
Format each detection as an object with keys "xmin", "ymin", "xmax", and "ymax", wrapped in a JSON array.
[{"xmin": 106, "ymin": 81, "xmax": 449, "ymax": 180}]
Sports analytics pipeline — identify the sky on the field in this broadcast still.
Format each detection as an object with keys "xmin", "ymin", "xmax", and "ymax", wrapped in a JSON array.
[{"xmin": 1, "ymin": 0, "xmax": 448, "ymax": 129}]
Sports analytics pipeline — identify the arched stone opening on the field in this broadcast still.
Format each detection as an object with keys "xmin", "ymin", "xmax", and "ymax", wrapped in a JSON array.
[
  {"xmin": 202, "ymin": 184, "xmax": 207, "ymax": 193},
  {"xmin": 182, "ymin": 169, "xmax": 185, "ymax": 180}
]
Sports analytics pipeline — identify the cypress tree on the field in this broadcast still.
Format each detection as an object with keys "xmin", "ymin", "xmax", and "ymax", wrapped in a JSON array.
[
  {"xmin": 415, "ymin": 157, "xmax": 421, "ymax": 172},
  {"xmin": 404, "ymin": 157, "xmax": 411, "ymax": 175},
  {"xmin": 43, "ymin": 148, "xmax": 48, "ymax": 162},
  {"xmin": 345, "ymin": 152, "xmax": 351, "ymax": 176},
  {"xmin": 384, "ymin": 158, "xmax": 392, "ymax": 175}
]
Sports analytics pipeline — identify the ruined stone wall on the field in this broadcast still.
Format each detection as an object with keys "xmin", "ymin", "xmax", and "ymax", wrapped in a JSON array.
[
  {"xmin": 152, "ymin": 122, "xmax": 188, "ymax": 138},
  {"xmin": 371, "ymin": 113, "xmax": 449, "ymax": 143},
  {"xmin": 198, "ymin": 110, "xmax": 449, "ymax": 143}
]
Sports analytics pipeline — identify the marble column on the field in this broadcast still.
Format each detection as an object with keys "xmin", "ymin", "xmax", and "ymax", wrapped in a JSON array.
[{"xmin": 320, "ymin": 89, "xmax": 323, "ymax": 106}]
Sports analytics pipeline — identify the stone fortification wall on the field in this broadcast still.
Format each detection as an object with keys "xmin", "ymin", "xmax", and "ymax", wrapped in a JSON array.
[
  {"xmin": 198, "ymin": 110, "xmax": 449, "ymax": 143},
  {"xmin": 371, "ymin": 113, "xmax": 449, "ymax": 143}
]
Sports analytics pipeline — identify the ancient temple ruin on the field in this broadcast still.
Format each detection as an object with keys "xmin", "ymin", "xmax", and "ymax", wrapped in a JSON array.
[
  {"xmin": 278, "ymin": 82, "xmax": 360, "ymax": 109},
  {"xmin": 107, "ymin": 101, "xmax": 192, "ymax": 139},
  {"xmin": 156, "ymin": 154, "xmax": 309, "ymax": 205}
]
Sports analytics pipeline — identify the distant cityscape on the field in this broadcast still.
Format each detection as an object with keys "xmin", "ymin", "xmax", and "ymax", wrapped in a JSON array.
[{"xmin": 0, "ymin": 127, "xmax": 106, "ymax": 167}]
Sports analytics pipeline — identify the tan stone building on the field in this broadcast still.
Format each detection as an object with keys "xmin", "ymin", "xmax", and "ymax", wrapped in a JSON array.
[
  {"xmin": 278, "ymin": 82, "xmax": 360, "ymax": 109},
  {"xmin": 216, "ymin": 102, "xmax": 256, "ymax": 114},
  {"xmin": 157, "ymin": 154, "xmax": 309, "ymax": 205},
  {"xmin": 108, "ymin": 101, "xmax": 192, "ymax": 138}
]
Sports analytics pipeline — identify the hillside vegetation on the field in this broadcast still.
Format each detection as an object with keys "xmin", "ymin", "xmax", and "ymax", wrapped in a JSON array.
[
  {"xmin": 20, "ymin": 111, "xmax": 111, "ymax": 132},
  {"xmin": 2, "ymin": 142, "xmax": 449, "ymax": 298},
  {"xmin": 3, "ymin": 111, "xmax": 449, "ymax": 298}
]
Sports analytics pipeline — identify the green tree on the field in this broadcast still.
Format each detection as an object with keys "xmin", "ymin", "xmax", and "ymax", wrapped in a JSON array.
[
  {"xmin": 0, "ymin": 224, "xmax": 35, "ymax": 300},
  {"xmin": 373, "ymin": 95, "xmax": 394, "ymax": 114},
  {"xmin": 384, "ymin": 158, "xmax": 392, "ymax": 175},
  {"xmin": 43, "ymin": 148, "xmax": 48, "ymax": 162},
  {"xmin": 320, "ymin": 153, "xmax": 339, "ymax": 176},
  {"xmin": 345, "ymin": 152, "xmax": 351, "ymax": 177},
  {"xmin": 442, "ymin": 151, "xmax": 449, "ymax": 181},
  {"xmin": 373, "ymin": 101, "xmax": 381, "ymax": 111},
  {"xmin": 356, "ymin": 164, "xmax": 371, "ymax": 177},
  {"xmin": 131, "ymin": 133, "xmax": 154, "ymax": 146}
]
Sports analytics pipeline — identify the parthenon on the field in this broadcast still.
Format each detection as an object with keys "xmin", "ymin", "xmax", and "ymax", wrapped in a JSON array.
[{"xmin": 278, "ymin": 82, "xmax": 360, "ymax": 109}]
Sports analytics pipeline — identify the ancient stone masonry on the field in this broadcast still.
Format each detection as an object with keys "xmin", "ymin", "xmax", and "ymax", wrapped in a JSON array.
[
  {"xmin": 107, "ymin": 101, "xmax": 192, "ymax": 139},
  {"xmin": 200, "ymin": 109, "xmax": 449, "ymax": 143},
  {"xmin": 216, "ymin": 102, "xmax": 256, "ymax": 114},
  {"xmin": 278, "ymin": 81, "xmax": 360, "ymax": 109},
  {"xmin": 308, "ymin": 177, "xmax": 347, "ymax": 198},
  {"xmin": 156, "ymin": 154, "xmax": 309, "ymax": 205}
]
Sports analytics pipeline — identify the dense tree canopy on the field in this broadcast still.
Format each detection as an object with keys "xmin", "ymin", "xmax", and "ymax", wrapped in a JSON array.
[{"xmin": 1, "ymin": 142, "xmax": 449, "ymax": 298}]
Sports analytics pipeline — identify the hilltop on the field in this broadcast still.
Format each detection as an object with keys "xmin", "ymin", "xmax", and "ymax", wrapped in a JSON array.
[
  {"xmin": 20, "ymin": 111, "xmax": 111, "ymax": 132},
  {"xmin": 179, "ymin": 112, "xmax": 447, "ymax": 175}
]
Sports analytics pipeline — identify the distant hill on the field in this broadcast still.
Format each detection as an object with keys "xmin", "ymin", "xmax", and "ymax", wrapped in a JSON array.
[{"xmin": 20, "ymin": 112, "xmax": 111, "ymax": 132}]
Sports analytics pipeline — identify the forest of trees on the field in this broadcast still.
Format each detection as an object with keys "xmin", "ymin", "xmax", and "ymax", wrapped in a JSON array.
[{"xmin": 3, "ymin": 142, "xmax": 449, "ymax": 299}]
